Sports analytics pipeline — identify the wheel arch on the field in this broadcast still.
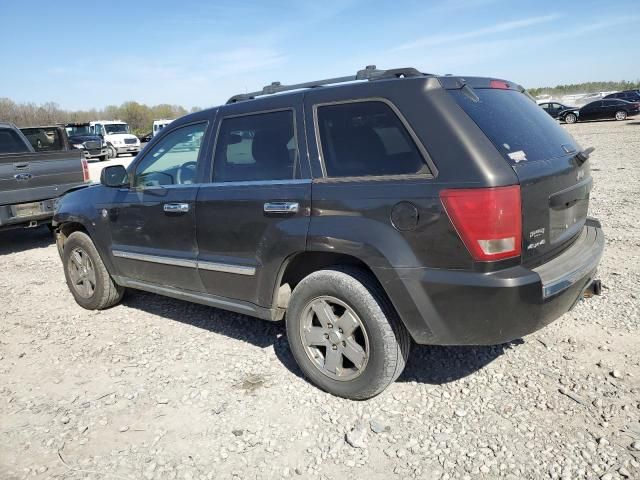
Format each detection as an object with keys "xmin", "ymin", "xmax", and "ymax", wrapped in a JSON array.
[
  {"xmin": 55, "ymin": 220, "xmax": 92, "ymax": 258},
  {"xmin": 272, "ymin": 251, "xmax": 386, "ymax": 310}
]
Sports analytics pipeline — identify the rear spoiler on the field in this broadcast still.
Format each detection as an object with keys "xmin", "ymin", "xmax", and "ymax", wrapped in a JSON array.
[{"xmin": 438, "ymin": 76, "xmax": 534, "ymax": 101}]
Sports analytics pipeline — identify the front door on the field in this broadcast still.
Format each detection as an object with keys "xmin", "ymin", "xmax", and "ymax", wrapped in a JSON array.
[
  {"xmin": 195, "ymin": 102, "xmax": 311, "ymax": 307},
  {"xmin": 107, "ymin": 121, "xmax": 209, "ymax": 291},
  {"xmin": 581, "ymin": 102, "xmax": 601, "ymax": 121}
]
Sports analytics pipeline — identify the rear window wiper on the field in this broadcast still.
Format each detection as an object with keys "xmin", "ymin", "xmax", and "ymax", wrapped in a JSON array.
[
  {"xmin": 576, "ymin": 146, "xmax": 595, "ymax": 165},
  {"xmin": 461, "ymin": 84, "xmax": 479, "ymax": 103}
]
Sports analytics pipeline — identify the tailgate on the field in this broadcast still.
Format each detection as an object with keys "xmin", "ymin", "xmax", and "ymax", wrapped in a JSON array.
[
  {"xmin": 446, "ymin": 81, "xmax": 590, "ymax": 264},
  {"xmin": 0, "ymin": 150, "xmax": 85, "ymax": 206}
]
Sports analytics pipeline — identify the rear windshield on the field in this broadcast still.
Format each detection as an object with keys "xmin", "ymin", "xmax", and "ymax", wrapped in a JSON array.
[
  {"xmin": 0, "ymin": 128, "xmax": 30, "ymax": 154},
  {"xmin": 449, "ymin": 88, "xmax": 579, "ymax": 163}
]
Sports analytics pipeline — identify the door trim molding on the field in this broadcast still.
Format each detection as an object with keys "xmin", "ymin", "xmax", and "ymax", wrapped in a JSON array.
[
  {"xmin": 198, "ymin": 260, "xmax": 256, "ymax": 276},
  {"xmin": 112, "ymin": 250, "xmax": 197, "ymax": 268},
  {"xmin": 112, "ymin": 250, "xmax": 256, "ymax": 276}
]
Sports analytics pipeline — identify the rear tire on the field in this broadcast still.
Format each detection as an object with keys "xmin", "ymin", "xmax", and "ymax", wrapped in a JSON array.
[
  {"xmin": 286, "ymin": 267, "xmax": 411, "ymax": 400},
  {"xmin": 615, "ymin": 110, "xmax": 627, "ymax": 121},
  {"xmin": 564, "ymin": 112, "xmax": 577, "ymax": 124},
  {"xmin": 62, "ymin": 231, "xmax": 124, "ymax": 310}
]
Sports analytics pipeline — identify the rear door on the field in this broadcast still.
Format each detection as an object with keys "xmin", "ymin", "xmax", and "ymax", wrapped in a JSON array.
[
  {"xmin": 195, "ymin": 98, "xmax": 311, "ymax": 307},
  {"xmin": 448, "ymin": 84, "xmax": 591, "ymax": 265}
]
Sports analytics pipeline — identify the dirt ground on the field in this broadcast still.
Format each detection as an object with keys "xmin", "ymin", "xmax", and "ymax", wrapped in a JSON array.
[{"xmin": 1, "ymin": 120, "xmax": 639, "ymax": 480}]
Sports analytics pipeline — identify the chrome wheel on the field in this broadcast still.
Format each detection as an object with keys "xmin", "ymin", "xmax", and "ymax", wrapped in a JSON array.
[
  {"xmin": 299, "ymin": 296, "xmax": 369, "ymax": 381},
  {"xmin": 615, "ymin": 111, "xmax": 627, "ymax": 121},
  {"xmin": 565, "ymin": 113, "xmax": 577, "ymax": 124},
  {"xmin": 67, "ymin": 247, "xmax": 96, "ymax": 298}
]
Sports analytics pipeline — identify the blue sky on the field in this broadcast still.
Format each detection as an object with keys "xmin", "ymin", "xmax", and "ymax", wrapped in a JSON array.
[{"xmin": 1, "ymin": 0, "xmax": 638, "ymax": 110}]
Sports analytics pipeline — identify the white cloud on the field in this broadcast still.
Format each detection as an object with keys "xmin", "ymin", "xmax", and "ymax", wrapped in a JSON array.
[{"xmin": 391, "ymin": 14, "xmax": 561, "ymax": 52}]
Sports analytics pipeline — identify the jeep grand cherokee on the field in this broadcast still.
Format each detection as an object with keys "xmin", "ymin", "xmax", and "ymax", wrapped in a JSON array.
[{"xmin": 53, "ymin": 66, "xmax": 604, "ymax": 399}]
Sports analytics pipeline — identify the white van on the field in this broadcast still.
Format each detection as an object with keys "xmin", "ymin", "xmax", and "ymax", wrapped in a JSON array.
[
  {"xmin": 90, "ymin": 120, "xmax": 140, "ymax": 159},
  {"xmin": 152, "ymin": 119, "xmax": 174, "ymax": 137}
]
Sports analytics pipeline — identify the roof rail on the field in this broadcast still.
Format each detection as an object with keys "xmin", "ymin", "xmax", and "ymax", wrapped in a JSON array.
[{"xmin": 226, "ymin": 65, "xmax": 429, "ymax": 103}]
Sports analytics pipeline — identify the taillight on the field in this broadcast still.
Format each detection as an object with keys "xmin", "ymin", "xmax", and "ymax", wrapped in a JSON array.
[
  {"xmin": 81, "ymin": 158, "xmax": 90, "ymax": 182},
  {"xmin": 440, "ymin": 186, "xmax": 522, "ymax": 261}
]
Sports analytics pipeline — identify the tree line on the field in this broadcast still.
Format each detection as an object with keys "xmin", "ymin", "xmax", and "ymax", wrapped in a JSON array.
[
  {"xmin": 0, "ymin": 98, "xmax": 203, "ymax": 136},
  {"xmin": 528, "ymin": 80, "xmax": 640, "ymax": 98},
  {"xmin": 2, "ymin": 79, "xmax": 639, "ymax": 132}
]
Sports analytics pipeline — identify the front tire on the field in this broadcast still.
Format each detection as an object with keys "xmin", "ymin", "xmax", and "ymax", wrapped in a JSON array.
[
  {"xmin": 286, "ymin": 267, "xmax": 410, "ymax": 400},
  {"xmin": 98, "ymin": 155, "xmax": 107, "ymax": 162},
  {"xmin": 107, "ymin": 145, "xmax": 117, "ymax": 159},
  {"xmin": 564, "ymin": 112, "xmax": 577, "ymax": 124},
  {"xmin": 62, "ymin": 231, "xmax": 124, "ymax": 310},
  {"xmin": 615, "ymin": 110, "xmax": 627, "ymax": 121}
]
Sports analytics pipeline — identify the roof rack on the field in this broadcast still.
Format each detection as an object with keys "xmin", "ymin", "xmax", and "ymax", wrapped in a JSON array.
[{"xmin": 226, "ymin": 65, "xmax": 429, "ymax": 103}]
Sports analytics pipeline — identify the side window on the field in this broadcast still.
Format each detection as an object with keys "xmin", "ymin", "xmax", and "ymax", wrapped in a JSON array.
[
  {"xmin": 21, "ymin": 127, "xmax": 62, "ymax": 152},
  {"xmin": 212, "ymin": 110, "xmax": 297, "ymax": 182},
  {"xmin": 134, "ymin": 123, "xmax": 206, "ymax": 188},
  {"xmin": 316, "ymin": 101, "xmax": 430, "ymax": 178},
  {"xmin": 0, "ymin": 128, "xmax": 30, "ymax": 153},
  {"xmin": 541, "ymin": 103, "xmax": 550, "ymax": 110}
]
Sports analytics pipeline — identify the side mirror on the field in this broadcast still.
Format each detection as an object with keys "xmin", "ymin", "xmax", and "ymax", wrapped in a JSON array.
[{"xmin": 100, "ymin": 165, "xmax": 128, "ymax": 187}]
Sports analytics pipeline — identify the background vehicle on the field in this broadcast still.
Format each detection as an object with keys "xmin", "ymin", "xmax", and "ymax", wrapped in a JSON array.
[
  {"xmin": 1, "ymin": 122, "xmax": 87, "ymax": 231},
  {"xmin": 90, "ymin": 120, "xmax": 140, "ymax": 159},
  {"xmin": 20, "ymin": 125, "xmax": 108, "ymax": 161},
  {"xmin": 139, "ymin": 132, "xmax": 153, "ymax": 143},
  {"xmin": 539, "ymin": 102, "xmax": 578, "ymax": 121},
  {"xmin": 152, "ymin": 119, "xmax": 174, "ymax": 137},
  {"xmin": 65, "ymin": 123, "xmax": 108, "ymax": 161},
  {"xmin": 54, "ymin": 67, "xmax": 604, "ymax": 399},
  {"xmin": 604, "ymin": 90, "xmax": 640, "ymax": 103},
  {"xmin": 20, "ymin": 125, "xmax": 67, "ymax": 153},
  {"xmin": 578, "ymin": 99, "xmax": 640, "ymax": 122}
]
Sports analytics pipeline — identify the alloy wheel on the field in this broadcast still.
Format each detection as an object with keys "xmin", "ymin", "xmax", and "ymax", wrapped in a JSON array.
[
  {"xmin": 68, "ymin": 247, "xmax": 96, "ymax": 298},
  {"xmin": 299, "ymin": 296, "xmax": 369, "ymax": 381},
  {"xmin": 615, "ymin": 111, "xmax": 627, "ymax": 121}
]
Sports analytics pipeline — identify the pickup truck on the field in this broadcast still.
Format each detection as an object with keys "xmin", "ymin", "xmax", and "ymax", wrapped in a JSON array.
[
  {"xmin": 20, "ymin": 124, "xmax": 108, "ymax": 161},
  {"xmin": 1, "ymin": 122, "xmax": 88, "ymax": 231}
]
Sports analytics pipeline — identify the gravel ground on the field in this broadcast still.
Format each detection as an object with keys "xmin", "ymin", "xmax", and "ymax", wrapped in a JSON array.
[{"xmin": 1, "ymin": 120, "xmax": 639, "ymax": 480}]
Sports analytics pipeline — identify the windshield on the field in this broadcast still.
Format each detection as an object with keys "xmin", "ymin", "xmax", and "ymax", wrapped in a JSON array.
[
  {"xmin": 104, "ymin": 124, "xmax": 130, "ymax": 134},
  {"xmin": 66, "ymin": 125, "xmax": 93, "ymax": 136},
  {"xmin": 449, "ymin": 88, "xmax": 579, "ymax": 163}
]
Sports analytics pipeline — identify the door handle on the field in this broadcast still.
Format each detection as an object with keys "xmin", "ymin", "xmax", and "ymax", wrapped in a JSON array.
[
  {"xmin": 264, "ymin": 202, "xmax": 299, "ymax": 214},
  {"xmin": 163, "ymin": 203, "xmax": 190, "ymax": 213}
]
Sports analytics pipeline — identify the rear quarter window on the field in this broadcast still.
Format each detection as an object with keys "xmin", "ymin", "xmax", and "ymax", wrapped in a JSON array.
[
  {"xmin": 316, "ymin": 100, "xmax": 431, "ymax": 178},
  {"xmin": 449, "ymin": 88, "xmax": 579, "ymax": 163}
]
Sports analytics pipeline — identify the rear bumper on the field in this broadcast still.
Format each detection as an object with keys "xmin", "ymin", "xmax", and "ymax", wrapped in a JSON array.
[
  {"xmin": 0, "ymin": 198, "xmax": 57, "ymax": 230},
  {"xmin": 379, "ymin": 218, "xmax": 605, "ymax": 345}
]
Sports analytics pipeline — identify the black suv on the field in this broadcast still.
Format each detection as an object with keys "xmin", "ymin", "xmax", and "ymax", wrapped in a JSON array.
[
  {"xmin": 53, "ymin": 66, "xmax": 604, "ymax": 399},
  {"xmin": 604, "ymin": 89, "xmax": 640, "ymax": 103}
]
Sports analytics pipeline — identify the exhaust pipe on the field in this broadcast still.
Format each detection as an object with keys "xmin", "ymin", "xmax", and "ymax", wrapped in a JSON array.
[{"xmin": 583, "ymin": 279, "xmax": 602, "ymax": 298}]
